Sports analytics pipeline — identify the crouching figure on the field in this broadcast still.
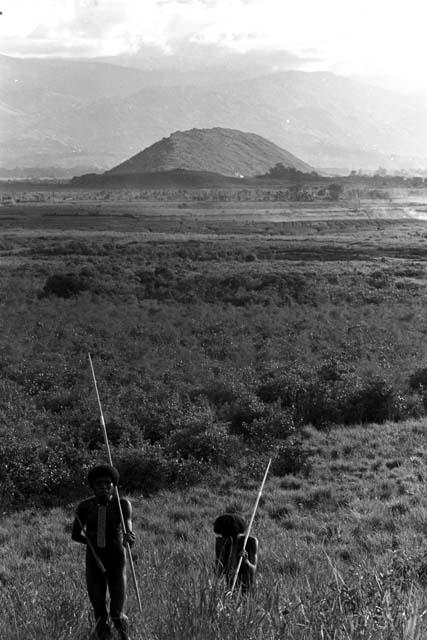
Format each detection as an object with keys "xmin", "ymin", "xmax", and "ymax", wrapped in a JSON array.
[{"xmin": 214, "ymin": 512, "xmax": 258, "ymax": 594}]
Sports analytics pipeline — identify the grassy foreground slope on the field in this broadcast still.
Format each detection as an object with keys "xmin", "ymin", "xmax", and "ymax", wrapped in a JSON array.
[{"xmin": 2, "ymin": 419, "xmax": 427, "ymax": 639}]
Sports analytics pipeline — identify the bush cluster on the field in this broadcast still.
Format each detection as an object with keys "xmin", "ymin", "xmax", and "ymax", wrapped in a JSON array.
[
  {"xmin": 0, "ymin": 432, "xmax": 92, "ymax": 506},
  {"xmin": 2, "ymin": 352, "xmax": 425, "ymax": 508},
  {"xmin": 135, "ymin": 270, "xmax": 315, "ymax": 305},
  {"xmin": 258, "ymin": 362, "xmax": 420, "ymax": 429},
  {"xmin": 40, "ymin": 274, "xmax": 90, "ymax": 298}
]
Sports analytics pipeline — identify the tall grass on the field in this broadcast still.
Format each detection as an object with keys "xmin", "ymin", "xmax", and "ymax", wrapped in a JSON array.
[
  {"xmin": 3, "ymin": 518, "xmax": 427, "ymax": 639},
  {"xmin": 2, "ymin": 420, "xmax": 427, "ymax": 639}
]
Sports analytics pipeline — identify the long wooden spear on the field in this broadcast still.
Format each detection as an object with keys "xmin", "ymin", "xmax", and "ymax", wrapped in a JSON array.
[
  {"xmin": 230, "ymin": 457, "xmax": 272, "ymax": 595},
  {"xmin": 88, "ymin": 353, "xmax": 143, "ymax": 613}
]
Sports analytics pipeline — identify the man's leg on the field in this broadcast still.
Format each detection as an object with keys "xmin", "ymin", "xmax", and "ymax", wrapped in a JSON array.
[
  {"xmin": 111, "ymin": 613, "xmax": 130, "ymax": 640},
  {"xmin": 108, "ymin": 556, "xmax": 129, "ymax": 640},
  {"xmin": 86, "ymin": 554, "xmax": 111, "ymax": 640}
]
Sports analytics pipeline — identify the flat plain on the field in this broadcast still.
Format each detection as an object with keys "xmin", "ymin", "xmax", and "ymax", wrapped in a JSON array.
[{"xmin": 3, "ymin": 186, "xmax": 427, "ymax": 639}]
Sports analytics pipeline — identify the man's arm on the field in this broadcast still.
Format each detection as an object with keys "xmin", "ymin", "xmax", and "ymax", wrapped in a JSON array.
[
  {"xmin": 71, "ymin": 506, "xmax": 87, "ymax": 544},
  {"xmin": 241, "ymin": 536, "xmax": 258, "ymax": 572},
  {"xmin": 121, "ymin": 498, "xmax": 136, "ymax": 547}
]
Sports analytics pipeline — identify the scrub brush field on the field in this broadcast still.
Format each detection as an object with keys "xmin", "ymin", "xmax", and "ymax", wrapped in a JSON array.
[{"xmin": 2, "ymin": 187, "xmax": 427, "ymax": 638}]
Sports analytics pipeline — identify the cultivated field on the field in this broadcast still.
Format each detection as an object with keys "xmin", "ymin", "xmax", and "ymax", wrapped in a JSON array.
[{"xmin": 2, "ymin": 187, "xmax": 427, "ymax": 638}]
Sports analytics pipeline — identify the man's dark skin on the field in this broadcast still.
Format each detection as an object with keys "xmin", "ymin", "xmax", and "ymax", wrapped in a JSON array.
[{"xmin": 72, "ymin": 466, "xmax": 135, "ymax": 640}]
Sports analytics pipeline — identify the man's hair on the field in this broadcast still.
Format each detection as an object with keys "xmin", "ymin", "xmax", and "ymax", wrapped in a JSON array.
[
  {"xmin": 213, "ymin": 513, "xmax": 247, "ymax": 539},
  {"xmin": 87, "ymin": 464, "xmax": 120, "ymax": 487}
]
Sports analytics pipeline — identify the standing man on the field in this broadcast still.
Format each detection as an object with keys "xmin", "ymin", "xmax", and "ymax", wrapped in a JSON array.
[
  {"xmin": 214, "ymin": 512, "xmax": 258, "ymax": 594},
  {"xmin": 72, "ymin": 464, "xmax": 136, "ymax": 640}
]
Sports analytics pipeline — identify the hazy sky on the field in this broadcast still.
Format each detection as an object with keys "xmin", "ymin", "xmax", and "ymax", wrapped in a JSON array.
[{"xmin": 2, "ymin": 0, "xmax": 427, "ymax": 92}]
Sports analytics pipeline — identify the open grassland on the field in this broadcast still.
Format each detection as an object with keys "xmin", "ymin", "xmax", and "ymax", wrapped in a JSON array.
[{"xmin": 2, "ymin": 188, "xmax": 427, "ymax": 637}]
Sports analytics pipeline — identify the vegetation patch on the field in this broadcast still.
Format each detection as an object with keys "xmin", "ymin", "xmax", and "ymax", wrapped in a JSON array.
[{"xmin": 2, "ymin": 191, "xmax": 427, "ymax": 636}]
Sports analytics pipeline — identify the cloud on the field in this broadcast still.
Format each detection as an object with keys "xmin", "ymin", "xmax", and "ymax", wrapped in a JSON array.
[
  {"xmin": 126, "ymin": 38, "xmax": 316, "ymax": 71},
  {"xmin": 2, "ymin": 0, "xmax": 427, "ymax": 92},
  {"xmin": 1, "ymin": 0, "xmax": 130, "ymax": 56},
  {"xmin": 88, "ymin": 38, "xmax": 318, "ymax": 84},
  {"xmin": 0, "ymin": 35, "xmax": 103, "ymax": 58},
  {"xmin": 0, "ymin": 0, "xmax": 319, "ymax": 71},
  {"xmin": 0, "ymin": 0, "xmax": 331, "ymax": 57}
]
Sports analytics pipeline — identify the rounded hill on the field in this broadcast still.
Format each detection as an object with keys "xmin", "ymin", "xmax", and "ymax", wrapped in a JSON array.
[{"xmin": 105, "ymin": 127, "xmax": 314, "ymax": 177}]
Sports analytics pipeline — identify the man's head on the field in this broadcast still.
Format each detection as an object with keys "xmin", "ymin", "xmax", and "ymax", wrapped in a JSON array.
[
  {"xmin": 214, "ymin": 513, "xmax": 247, "ymax": 539},
  {"xmin": 87, "ymin": 464, "xmax": 119, "ymax": 503}
]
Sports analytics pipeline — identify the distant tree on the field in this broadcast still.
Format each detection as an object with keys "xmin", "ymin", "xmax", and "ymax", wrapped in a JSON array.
[
  {"xmin": 328, "ymin": 183, "xmax": 344, "ymax": 201},
  {"xmin": 267, "ymin": 163, "xmax": 300, "ymax": 179},
  {"xmin": 375, "ymin": 166, "xmax": 387, "ymax": 177}
]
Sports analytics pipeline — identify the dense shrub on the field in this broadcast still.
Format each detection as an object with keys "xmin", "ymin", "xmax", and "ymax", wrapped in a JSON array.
[
  {"xmin": 238, "ymin": 452, "xmax": 272, "ymax": 479},
  {"xmin": 40, "ymin": 273, "xmax": 89, "ymax": 298},
  {"xmin": 231, "ymin": 402, "xmax": 296, "ymax": 442},
  {"xmin": 135, "ymin": 269, "xmax": 314, "ymax": 305},
  {"xmin": 343, "ymin": 378, "xmax": 407, "ymax": 424},
  {"xmin": 228, "ymin": 393, "xmax": 266, "ymax": 433},
  {"xmin": 200, "ymin": 376, "xmax": 254, "ymax": 407},
  {"xmin": 164, "ymin": 423, "xmax": 240, "ymax": 466},
  {"xmin": 166, "ymin": 456, "xmax": 209, "ymax": 487},
  {"xmin": 408, "ymin": 367, "xmax": 427, "ymax": 411},
  {"xmin": 271, "ymin": 438, "xmax": 311, "ymax": 476},
  {"xmin": 367, "ymin": 189, "xmax": 391, "ymax": 199},
  {"xmin": 138, "ymin": 394, "xmax": 215, "ymax": 443},
  {"xmin": 257, "ymin": 365, "xmax": 415, "ymax": 428},
  {"xmin": 0, "ymin": 434, "xmax": 92, "ymax": 506},
  {"xmin": 115, "ymin": 446, "xmax": 209, "ymax": 493},
  {"xmin": 62, "ymin": 407, "xmax": 145, "ymax": 450},
  {"xmin": 257, "ymin": 367, "xmax": 311, "ymax": 407},
  {"xmin": 115, "ymin": 445, "xmax": 170, "ymax": 495},
  {"xmin": 409, "ymin": 367, "xmax": 427, "ymax": 391},
  {"xmin": 367, "ymin": 270, "xmax": 390, "ymax": 289},
  {"xmin": 0, "ymin": 378, "xmax": 42, "ymax": 432},
  {"xmin": 328, "ymin": 183, "xmax": 344, "ymax": 200}
]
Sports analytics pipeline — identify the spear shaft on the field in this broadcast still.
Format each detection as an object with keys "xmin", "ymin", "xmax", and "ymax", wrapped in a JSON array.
[
  {"xmin": 88, "ymin": 353, "xmax": 142, "ymax": 613},
  {"xmin": 230, "ymin": 457, "xmax": 272, "ymax": 595}
]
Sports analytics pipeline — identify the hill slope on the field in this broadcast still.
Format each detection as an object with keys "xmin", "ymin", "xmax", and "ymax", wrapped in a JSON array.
[{"xmin": 106, "ymin": 127, "xmax": 314, "ymax": 177}]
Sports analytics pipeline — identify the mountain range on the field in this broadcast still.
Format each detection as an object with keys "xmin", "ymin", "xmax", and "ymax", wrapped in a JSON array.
[{"xmin": 2, "ymin": 54, "xmax": 427, "ymax": 175}]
